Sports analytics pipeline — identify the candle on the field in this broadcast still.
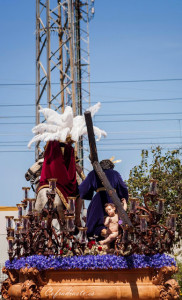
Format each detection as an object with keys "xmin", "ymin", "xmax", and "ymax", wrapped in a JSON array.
[
  {"xmin": 17, "ymin": 204, "xmax": 24, "ymax": 219},
  {"xmin": 67, "ymin": 197, "xmax": 76, "ymax": 215},
  {"xmin": 78, "ymin": 227, "xmax": 88, "ymax": 244},
  {"xmin": 130, "ymin": 197, "xmax": 138, "ymax": 213},
  {"xmin": 157, "ymin": 198, "xmax": 166, "ymax": 214},
  {"xmin": 48, "ymin": 178, "xmax": 57, "ymax": 192},
  {"xmin": 27, "ymin": 199, "xmax": 36, "ymax": 213},
  {"xmin": 8, "ymin": 229, "xmax": 14, "ymax": 238},
  {"xmin": 22, "ymin": 216, "xmax": 29, "ymax": 231},
  {"xmin": 7, "ymin": 237, "xmax": 14, "ymax": 251},
  {"xmin": 22, "ymin": 187, "xmax": 30, "ymax": 201},
  {"xmin": 14, "ymin": 218, "xmax": 22, "ymax": 232},
  {"xmin": 22, "ymin": 204, "xmax": 27, "ymax": 216},
  {"xmin": 5, "ymin": 216, "xmax": 14, "ymax": 230},
  {"xmin": 149, "ymin": 179, "xmax": 158, "ymax": 196},
  {"xmin": 140, "ymin": 215, "xmax": 148, "ymax": 232},
  {"xmin": 65, "ymin": 216, "xmax": 75, "ymax": 232},
  {"xmin": 169, "ymin": 214, "xmax": 177, "ymax": 230}
]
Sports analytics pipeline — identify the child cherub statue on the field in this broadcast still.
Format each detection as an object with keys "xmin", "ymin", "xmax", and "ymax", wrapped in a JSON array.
[{"xmin": 99, "ymin": 203, "xmax": 119, "ymax": 245}]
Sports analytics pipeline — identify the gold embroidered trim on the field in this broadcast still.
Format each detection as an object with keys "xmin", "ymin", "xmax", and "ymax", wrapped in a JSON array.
[{"xmin": 56, "ymin": 188, "xmax": 69, "ymax": 209}]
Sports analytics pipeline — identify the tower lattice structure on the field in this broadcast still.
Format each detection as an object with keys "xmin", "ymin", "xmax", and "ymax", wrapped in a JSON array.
[{"xmin": 35, "ymin": 0, "xmax": 94, "ymax": 165}]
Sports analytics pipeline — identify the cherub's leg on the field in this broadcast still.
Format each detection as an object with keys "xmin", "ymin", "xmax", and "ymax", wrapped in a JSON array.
[{"xmin": 99, "ymin": 232, "xmax": 118, "ymax": 245}]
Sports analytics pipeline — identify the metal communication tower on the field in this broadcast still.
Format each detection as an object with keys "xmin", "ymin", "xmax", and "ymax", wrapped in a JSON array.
[{"xmin": 35, "ymin": 0, "xmax": 94, "ymax": 164}]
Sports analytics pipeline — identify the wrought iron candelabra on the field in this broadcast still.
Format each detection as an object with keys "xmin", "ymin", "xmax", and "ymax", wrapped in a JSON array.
[
  {"xmin": 5, "ymin": 178, "xmax": 177, "ymax": 260},
  {"xmin": 115, "ymin": 179, "xmax": 177, "ymax": 256},
  {"xmin": 6, "ymin": 179, "xmax": 89, "ymax": 261}
]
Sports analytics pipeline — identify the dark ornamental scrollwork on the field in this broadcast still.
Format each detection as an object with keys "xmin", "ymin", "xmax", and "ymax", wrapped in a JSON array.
[
  {"xmin": 1, "ymin": 267, "xmax": 19, "ymax": 300},
  {"xmin": 21, "ymin": 280, "xmax": 40, "ymax": 300},
  {"xmin": 152, "ymin": 266, "xmax": 180, "ymax": 300},
  {"xmin": 20, "ymin": 267, "xmax": 47, "ymax": 300}
]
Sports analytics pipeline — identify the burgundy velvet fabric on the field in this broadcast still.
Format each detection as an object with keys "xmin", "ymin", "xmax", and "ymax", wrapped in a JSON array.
[{"xmin": 38, "ymin": 141, "xmax": 78, "ymax": 200}]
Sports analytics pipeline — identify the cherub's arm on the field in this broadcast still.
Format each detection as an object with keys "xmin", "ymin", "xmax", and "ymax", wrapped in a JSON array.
[{"xmin": 104, "ymin": 216, "xmax": 110, "ymax": 227}]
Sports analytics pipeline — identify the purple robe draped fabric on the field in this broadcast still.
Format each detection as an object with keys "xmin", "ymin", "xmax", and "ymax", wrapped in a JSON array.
[{"xmin": 79, "ymin": 169, "xmax": 128, "ymax": 237}]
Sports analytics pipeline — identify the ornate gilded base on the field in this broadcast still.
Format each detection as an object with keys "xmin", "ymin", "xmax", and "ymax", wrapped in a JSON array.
[{"xmin": 2, "ymin": 266, "xmax": 180, "ymax": 300}]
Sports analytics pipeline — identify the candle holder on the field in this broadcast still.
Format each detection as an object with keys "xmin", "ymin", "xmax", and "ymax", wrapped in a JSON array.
[
  {"xmin": 22, "ymin": 187, "xmax": 30, "ymax": 204},
  {"xmin": 149, "ymin": 179, "xmax": 158, "ymax": 196},
  {"xmin": 169, "ymin": 214, "xmax": 177, "ymax": 230},
  {"xmin": 129, "ymin": 197, "xmax": 138, "ymax": 213},
  {"xmin": 27, "ymin": 198, "xmax": 36, "ymax": 214},
  {"xmin": 65, "ymin": 215, "xmax": 75, "ymax": 232},
  {"xmin": 17, "ymin": 203, "xmax": 25, "ymax": 219},
  {"xmin": 48, "ymin": 178, "xmax": 57, "ymax": 193},
  {"xmin": 8, "ymin": 228, "xmax": 14, "ymax": 238},
  {"xmin": 22, "ymin": 216, "xmax": 29, "ymax": 233},
  {"xmin": 7, "ymin": 236, "xmax": 15, "ymax": 259},
  {"xmin": 81, "ymin": 208, "xmax": 87, "ymax": 226},
  {"xmin": 67, "ymin": 197, "xmax": 76, "ymax": 215},
  {"xmin": 78, "ymin": 227, "xmax": 88, "ymax": 244},
  {"xmin": 157, "ymin": 198, "xmax": 166, "ymax": 214},
  {"xmin": 14, "ymin": 218, "xmax": 22, "ymax": 233},
  {"xmin": 5, "ymin": 216, "xmax": 14, "ymax": 230},
  {"xmin": 140, "ymin": 215, "xmax": 148, "ymax": 232}
]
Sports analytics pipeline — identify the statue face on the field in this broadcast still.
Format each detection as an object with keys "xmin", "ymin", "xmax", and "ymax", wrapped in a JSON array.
[{"xmin": 105, "ymin": 205, "xmax": 116, "ymax": 217}]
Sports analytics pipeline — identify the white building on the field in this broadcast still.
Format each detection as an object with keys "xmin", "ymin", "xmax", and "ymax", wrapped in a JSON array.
[{"xmin": 0, "ymin": 207, "xmax": 18, "ymax": 292}]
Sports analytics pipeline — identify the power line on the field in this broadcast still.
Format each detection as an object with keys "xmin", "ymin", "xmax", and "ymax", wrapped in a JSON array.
[
  {"xmin": 0, "ymin": 151, "xmax": 34, "ymax": 153},
  {"xmin": 1, "ymin": 98, "xmax": 182, "ymax": 107},
  {"xmin": 97, "ymin": 142, "xmax": 182, "ymax": 146},
  {"xmin": 96, "ymin": 119, "xmax": 182, "ymax": 123},
  {"xmin": 0, "ymin": 104, "xmax": 35, "ymax": 107},
  {"xmin": 92, "ymin": 98, "xmax": 182, "ymax": 104},
  {"xmin": 0, "ymin": 129, "xmax": 181, "ymax": 136},
  {"xmin": 96, "ymin": 148, "xmax": 182, "ymax": 151},
  {"xmin": 107, "ymin": 129, "xmax": 182, "ymax": 135},
  {"xmin": 0, "ymin": 141, "xmax": 29, "ymax": 143},
  {"xmin": 97, "ymin": 136, "xmax": 181, "ymax": 141},
  {"xmin": 0, "ymin": 116, "xmax": 35, "ymax": 119},
  {"xmin": 90, "ymin": 79, "xmax": 182, "ymax": 84},
  {"xmin": 1, "ymin": 142, "xmax": 182, "ymax": 148},
  {"xmin": 0, "ymin": 148, "xmax": 181, "ymax": 153},
  {"xmin": 0, "ymin": 123, "xmax": 33, "ymax": 125},
  {"xmin": 0, "ymin": 136, "xmax": 180, "ymax": 143},
  {"xmin": 1, "ymin": 112, "xmax": 182, "ymax": 118},
  {"xmin": 0, "ymin": 78, "xmax": 182, "ymax": 86},
  {"xmin": 96, "ymin": 112, "xmax": 182, "ymax": 117},
  {"xmin": 1, "ymin": 118, "xmax": 182, "ymax": 125}
]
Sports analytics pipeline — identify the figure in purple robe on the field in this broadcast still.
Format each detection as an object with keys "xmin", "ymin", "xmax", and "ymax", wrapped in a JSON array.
[{"xmin": 79, "ymin": 160, "xmax": 128, "ymax": 238}]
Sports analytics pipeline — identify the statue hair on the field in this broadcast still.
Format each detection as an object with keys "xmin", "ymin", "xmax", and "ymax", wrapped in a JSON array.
[{"xmin": 100, "ymin": 159, "xmax": 114, "ymax": 170}]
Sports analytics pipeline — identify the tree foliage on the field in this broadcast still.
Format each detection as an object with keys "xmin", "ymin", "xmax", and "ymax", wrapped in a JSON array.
[{"xmin": 127, "ymin": 146, "xmax": 182, "ymax": 238}]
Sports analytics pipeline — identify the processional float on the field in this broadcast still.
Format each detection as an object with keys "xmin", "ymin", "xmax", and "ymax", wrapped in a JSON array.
[{"xmin": 2, "ymin": 112, "xmax": 180, "ymax": 300}]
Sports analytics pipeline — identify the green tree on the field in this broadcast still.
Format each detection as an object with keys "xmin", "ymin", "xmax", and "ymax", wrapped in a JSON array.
[{"xmin": 127, "ymin": 146, "xmax": 182, "ymax": 239}]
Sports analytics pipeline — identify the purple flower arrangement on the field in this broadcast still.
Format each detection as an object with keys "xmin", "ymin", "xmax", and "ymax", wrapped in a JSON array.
[{"xmin": 5, "ymin": 253, "xmax": 176, "ymax": 271}]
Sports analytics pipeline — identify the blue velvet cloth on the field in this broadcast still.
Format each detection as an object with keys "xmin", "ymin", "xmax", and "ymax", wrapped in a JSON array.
[{"xmin": 79, "ymin": 169, "xmax": 128, "ymax": 237}]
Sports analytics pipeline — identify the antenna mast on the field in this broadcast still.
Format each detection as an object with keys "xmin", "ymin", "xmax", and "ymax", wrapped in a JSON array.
[{"xmin": 35, "ymin": 0, "xmax": 94, "ymax": 163}]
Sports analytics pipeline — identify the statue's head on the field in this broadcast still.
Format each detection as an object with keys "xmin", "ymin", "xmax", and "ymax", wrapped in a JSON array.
[{"xmin": 100, "ymin": 159, "xmax": 115, "ymax": 170}]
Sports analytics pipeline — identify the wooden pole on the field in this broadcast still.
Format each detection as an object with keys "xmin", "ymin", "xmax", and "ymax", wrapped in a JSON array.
[{"xmin": 84, "ymin": 111, "xmax": 133, "ymax": 227}]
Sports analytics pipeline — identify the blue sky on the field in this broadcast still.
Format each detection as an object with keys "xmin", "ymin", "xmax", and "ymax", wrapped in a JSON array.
[{"xmin": 0, "ymin": 1, "xmax": 182, "ymax": 206}]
